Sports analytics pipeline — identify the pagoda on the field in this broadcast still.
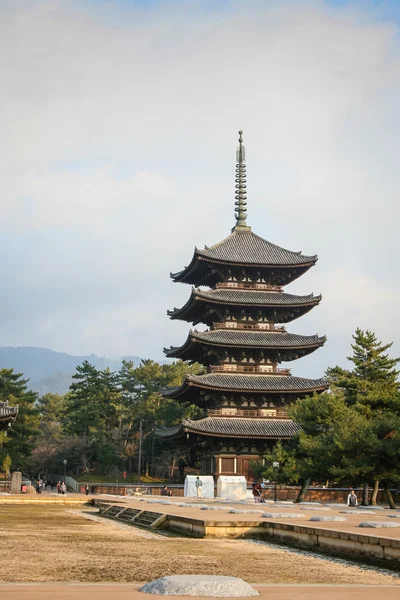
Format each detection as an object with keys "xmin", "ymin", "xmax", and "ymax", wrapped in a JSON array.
[
  {"xmin": 0, "ymin": 401, "xmax": 18, "ymax": 432},
  {"xmin": 158, "ymin": 131, "xmax": 327, "ymax": 479}
]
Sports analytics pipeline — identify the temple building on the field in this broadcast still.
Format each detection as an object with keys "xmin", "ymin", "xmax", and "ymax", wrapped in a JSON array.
[
  {"xmin": 0, "ymin": 401, "xmax": 18, "ymax": 432},
  {"xmin": 157, "ymin": 131, "xmax": 327, "ymax": 479}
]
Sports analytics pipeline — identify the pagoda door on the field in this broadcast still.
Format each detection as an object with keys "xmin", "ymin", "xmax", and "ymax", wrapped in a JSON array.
[{"xmin": 240, "ymin": 459, "xmax": 254, "ymax": 481}]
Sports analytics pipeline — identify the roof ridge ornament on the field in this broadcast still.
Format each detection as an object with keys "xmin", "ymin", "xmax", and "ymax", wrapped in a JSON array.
[{"xmin": 233, "ymin": 130, "xmax": 251, "ymax": 232}]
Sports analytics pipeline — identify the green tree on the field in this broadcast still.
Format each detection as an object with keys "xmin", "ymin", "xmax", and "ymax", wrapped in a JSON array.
[
  {"xmin": 288, "ymin": 329, "xmax": 400, "ymax": 505},
  {"xmin": 328, "ymin": 329, "xmax": 400, "ymax": 505},
  {"xmin": 2, "ymin": 454, "xmax": 12, "ymax": 478},
  {"xmin": 0, "ymin": 369, "xmax": 40, "ymax": 470}
]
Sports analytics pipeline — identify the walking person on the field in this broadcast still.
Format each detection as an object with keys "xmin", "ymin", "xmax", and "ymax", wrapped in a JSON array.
[
  {"xmin": 56, "ymin": 481, "xmax": 61, "ymax": 494},
  {"xmin": 347, "ymin": 489, "xmax": 358, "ymax": 507},
  {"xmin": 85, "ymin": 484, "xmax": 89, "ymax": 496},
  {"xmin": 61, "ymin": 482, "xmax": 66, "ymax": 495},
  {"xmin": 252, "ymin": 481, "xmax": 262, "ymax": 503},
  {"xmin": 195, "ymin": 476, "xmax": 203, "ymax": 498}
]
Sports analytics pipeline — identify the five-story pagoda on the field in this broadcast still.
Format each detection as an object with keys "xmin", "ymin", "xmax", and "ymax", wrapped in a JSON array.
[{"xmin": 158, "ymin": 131, "xmax": 327, "ymax": 479}]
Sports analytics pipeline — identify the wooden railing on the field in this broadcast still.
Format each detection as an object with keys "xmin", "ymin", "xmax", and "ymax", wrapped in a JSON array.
[
  {"xmin": 215, "ymin": 282, "xmax": 282, "ymax": 291},
  {"xmin": 209, "ymin": 365, "xmax": 291, "ymax": 375},
  {"xmin": 213, "ymin": 322, "xmax": 286, "ymax": 332},
  {"xmin": 208, "ymin": 408, "xmax": 290, "ymax": 419}
]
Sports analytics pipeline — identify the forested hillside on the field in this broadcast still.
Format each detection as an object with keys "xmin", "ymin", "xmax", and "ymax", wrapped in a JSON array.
[{"xmin": 0, "ymin": 347, "xmax": 143, "ymax": 394}]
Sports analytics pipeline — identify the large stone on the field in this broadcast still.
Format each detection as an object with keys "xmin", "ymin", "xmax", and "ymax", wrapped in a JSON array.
[
  {"xmin": 10, "ymin": 471, "xmax": 22, "ymax": 494},
  {"xmin": 310, "ymin": 516, "xmax": 347, "ymax": 522},
  {"xmin": 201, "ymin": 506, "xmax": 233, "ymax": 511},
  {"xmin": 300, "ymin": 507, "xmax": 331, "ymax": 511},
  {"xmin": 140, "ymin": 575, "xmax": 259, "ymax": 597},
  {"xmin": 229, "ymin": 509, "xmax": 264, "ymax": 515},
  {"xmin": 184, "ymin": 476, "xmax": 215, "ymax": 499},
  {"xmin": 358, "ymin": 505, "xmax": 385, "ymax": 510},
  {"xmin": 262, "ymin": 512, "xmax": 304, "ymax": 518},
  {"xmin": 340, "ymin": 510, "xmax": 376, "ymax": 515},
  {"xmin": 217, "ymin": 476, "xmax": 247, "ymax": 501},
  {"xmin": 359, "ymin": 521, "xmax": 400, "ymax": 528}
]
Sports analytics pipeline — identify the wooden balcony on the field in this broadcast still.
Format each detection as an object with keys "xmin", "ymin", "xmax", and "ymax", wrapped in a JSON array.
[
  {"xmin": 208, "ymin": 408, "xmax": 290, "ymax": 419},
  {"xmin": 209, "ymin": 365, "xmax": 291, "ymax": 376},
  {"xmin": 213, "ymin": 322, "xmax": 286, "ymax": 332},
  {"xmin": 215, "ymin": 282, "xmax": 282, "ymax": 292}
]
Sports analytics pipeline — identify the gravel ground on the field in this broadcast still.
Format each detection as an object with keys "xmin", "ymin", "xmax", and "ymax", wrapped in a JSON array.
[{"xmin": 0, "ymin": 505, "xmax": 399, "ymax": 585}]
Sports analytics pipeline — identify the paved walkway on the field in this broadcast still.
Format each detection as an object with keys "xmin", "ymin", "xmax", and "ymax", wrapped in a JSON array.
[{"xmin": 1, "ymin": 583, "xmax": 399, "ymax": 600}]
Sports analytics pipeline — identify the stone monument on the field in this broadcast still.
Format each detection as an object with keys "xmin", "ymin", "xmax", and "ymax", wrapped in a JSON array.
[
  {"xmin": 10, "ymin": 471, "xmax": 22, "ymax": 494},
  {"xmin": 184, "ymin": 475, "xmax": 214, "ymax": 498},
  {"xmin": 216, "ymin": 476, "xmax": 247, "ymax": 501}
]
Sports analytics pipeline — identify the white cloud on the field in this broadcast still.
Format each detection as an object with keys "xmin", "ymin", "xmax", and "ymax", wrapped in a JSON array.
[{"xmin": 1, "ymin": 0, "xmax": 399, "ymax": 371}]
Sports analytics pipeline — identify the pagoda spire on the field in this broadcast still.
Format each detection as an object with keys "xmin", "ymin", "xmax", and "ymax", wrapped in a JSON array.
[{"xmin": 233, "ymin": 130, "xmax": 250, "ymax": 231}]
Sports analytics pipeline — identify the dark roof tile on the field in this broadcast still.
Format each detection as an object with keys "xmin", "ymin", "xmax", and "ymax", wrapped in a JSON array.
[{"xmin": 198, "ymin": 229, "xmax": 317, "ymax": 266}]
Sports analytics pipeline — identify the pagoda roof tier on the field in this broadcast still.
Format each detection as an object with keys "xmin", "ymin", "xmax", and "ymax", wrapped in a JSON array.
[
  {"xmin": 164, "ymin": 373, "xmax": 328, "ymax": 400},
  {"xmin": 0, "ymin": 401, "xmax": 18, "ymax": 431},
  {"xmin": 155, "ymin": 416, "xmax": 300, "ymax": 440},
  {"xmin": 164, "ymin": 330, "xmax": 326, "ymax": 363},
  {"xmin": 168, "ymin": 288, "xmax": 321, "ymax": 325},
  {"xmin": 171, "ymin": 229, "xmax": 317, "ymax": 286}
]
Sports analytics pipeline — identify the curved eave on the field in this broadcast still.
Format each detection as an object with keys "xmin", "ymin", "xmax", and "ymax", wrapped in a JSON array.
[
  {"xmin": 164, "ymin": 331, "xmax": 326, "ymax": 361},
  {"xmin": 171, "ymin": 253, "xmax": 317, "ymax": 285},
  {"xmin": 164, "ymin": 375, "xmax": 328, "ymax": 399},
  {"xmin": 155, "ymin": 418, "xmax": 301, "ymax": 440},
  {"xmin": 182, "ymin": 417, "xmax": 301, "ymax": 439},
  {"xmin": 167, "ymin": 290, "xmax": 322, "ymax": 322},
  {"xmin": 154, "ymin": 424, "xmax": 184, "ymax": 440}
]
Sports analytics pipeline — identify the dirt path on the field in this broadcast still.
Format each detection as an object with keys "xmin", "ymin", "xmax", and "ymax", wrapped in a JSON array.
[{"xmin": 0, "ymin": 505, "xmax": 399, "ymax": 585}]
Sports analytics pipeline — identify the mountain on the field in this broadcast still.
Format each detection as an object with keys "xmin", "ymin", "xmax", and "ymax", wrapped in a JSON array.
[{"xmin": 0, "ymin": 346, "xmax": 144, "ymax": 395}]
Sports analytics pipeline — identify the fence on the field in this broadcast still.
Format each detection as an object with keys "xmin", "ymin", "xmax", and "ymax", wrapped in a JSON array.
[
  {"xmin": 47, "ymin": 474, "xmax": 79, "ymax": 493},
  {"xmin": 88, "ymin": 483, "xmax": 400, "ymax": 504}
]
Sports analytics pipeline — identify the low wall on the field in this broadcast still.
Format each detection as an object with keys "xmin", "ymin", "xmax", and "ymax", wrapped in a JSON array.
[
  {"xmin": 262, "ymin": 486, "xmax": 400, "ymax": 504},
  {"xmin": 256, "ymin": 521, "xmax": 400, "ymax": 568},
  {"xmin": 164, "ymin": 516, "xmax": 400, "ymax": 567},
  {"xmin": 0, "ymin": 481, "xmax": 10, "ymax": 493},
  {"xmin": 92, "ymin": 484, "xmax": 186, "ymax": 497},
  {"xmin": 90, "ymin": 483, "xmax": 399, "ymax": 505}
]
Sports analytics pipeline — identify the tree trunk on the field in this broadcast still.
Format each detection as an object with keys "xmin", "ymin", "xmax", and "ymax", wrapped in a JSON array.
[
  {"xmin": 384, "ymin": 486, "xmax": 396, "ymax": 509},
  {"xmin": 370, "ymin": 480, "xmax": 379, "ymax": 505},
  {"xmin": 361, "ymin": 481, "xmax": 369, "ymax": 506},
  {"xmin": 295, "ymin": 478, "xmax": 310, "ymax": 503}
]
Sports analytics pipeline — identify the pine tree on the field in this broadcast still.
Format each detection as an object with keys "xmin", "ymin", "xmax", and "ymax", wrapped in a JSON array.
[{"xmin": 0, "ymin": 369, "xmax": 40, "ymax": 470}]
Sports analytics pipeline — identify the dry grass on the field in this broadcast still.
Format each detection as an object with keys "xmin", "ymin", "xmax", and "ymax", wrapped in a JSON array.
[{"xmin": 0, "ymin": 505, "xmax": 399, "ymax": 585}]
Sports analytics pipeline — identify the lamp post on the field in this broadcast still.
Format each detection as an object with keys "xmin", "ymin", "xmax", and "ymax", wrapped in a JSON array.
[
  {"xmin": 63, "ymin": 459, "xmax": 67, "ymax": 483},
  {"xmin": 272, "ymin": 461, "xmax": 280, "ymax": 502}
]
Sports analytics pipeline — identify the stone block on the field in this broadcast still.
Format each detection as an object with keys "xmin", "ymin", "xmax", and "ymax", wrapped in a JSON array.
[
  {"xmin": 10, "ymin": 472, "xmax": 22, "ymax": 494},
  {"xmin": 216, "ymin": 476, "xmax": 247, "ymax": 501},
  {"xmin": 262, "ymin": 512, "xmax": 304, "ymax": 519},
  {"xmin": 359, "ymin": 521, "xmax": 400, "ymax": 528},
  {"xmin": 309, "ymin": 516, "xmax": 347, "ymax": 522},
  {"xmin": 140, "ymin": 575, "xmax": 259, "ymax": 597}
]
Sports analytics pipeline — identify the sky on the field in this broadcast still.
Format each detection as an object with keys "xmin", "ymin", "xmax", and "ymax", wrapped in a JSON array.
[{"xmin": 1, "ymin": 0, "xmax": 400, "ymax": 377}]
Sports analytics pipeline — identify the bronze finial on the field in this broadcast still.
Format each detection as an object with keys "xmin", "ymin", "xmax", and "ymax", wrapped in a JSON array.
[{"xmin": 234, "ymin": 129, "xmax": 248, "ymax": 228}]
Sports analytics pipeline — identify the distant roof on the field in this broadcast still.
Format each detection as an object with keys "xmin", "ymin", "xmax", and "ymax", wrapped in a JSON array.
[
  {"xmin": 0, "ymin": 401, "xmax": 18, "ymax": 428},
  {"xmin": 155, "ymin": 417, "xmax": 300, "ymax": 439},
  {"xmin": 164, "ymin": 373, "xmax": 328, "ymax": 397},
  {"xmin": 171, "ymin": 229, "xmax": 318, "ymax": 284},
  {"xmin": 165, "ymin": 330, "xmax": 326, "ymax": 359}
]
